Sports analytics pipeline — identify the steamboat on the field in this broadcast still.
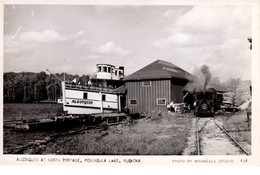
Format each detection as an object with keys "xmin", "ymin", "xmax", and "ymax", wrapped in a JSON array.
[
  {"xmin": 8, "ymin": 64, "xmax": 127, "ymax": 131},
  {"xmin": 60, "ymin": 64, "xmax": 126, "ymax": 114}
]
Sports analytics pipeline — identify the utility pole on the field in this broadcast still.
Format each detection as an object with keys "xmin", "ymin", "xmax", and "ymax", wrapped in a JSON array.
[
  {"xmin": 63, "ymin": 59, "xmax": 66, "ymax": 82},
  {"xmin": 46, "ymin": 69, "xmax": 63, "ymax": 82},
  {"xmin": 46, "ymin": 65, "xmax": 66, "ymax": 112}
]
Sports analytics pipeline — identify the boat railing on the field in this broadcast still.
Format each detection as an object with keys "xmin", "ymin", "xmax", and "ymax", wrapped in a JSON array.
[{"xmin": 65, "ymin": 83, "xmax": 114, "ymax": 93}]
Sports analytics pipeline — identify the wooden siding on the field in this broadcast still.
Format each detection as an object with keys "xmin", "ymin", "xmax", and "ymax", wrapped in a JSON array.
[
  {"xmin": 170, "ymin": 83, "xmax": 184, "ymax": 103},
  {"xmin": 126, "ymin": 80, "xmax": 171, "ymax": 113}
]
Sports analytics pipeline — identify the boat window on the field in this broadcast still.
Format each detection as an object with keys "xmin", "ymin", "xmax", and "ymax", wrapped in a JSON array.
[
  {"xmin": 83, "ymin": 92, "xmax": 88, "ymax": 99},
  {"xmin": 108, "ymin": 67, "xmax": 111, "ymax": 73},
  {"xmin": 115, "ymin": 70, "xmax": 117, "ymax": 76},
  {"xmin": 103, "ymin": 67, "xmax": 107, "ymax": 72},
  {"xmin": 97, "ymin": 66, "xmax": 101, "ymax": 72},
  {"xmin": 102, "ymin": 94, "xmax": 106, "ymax": 101}
]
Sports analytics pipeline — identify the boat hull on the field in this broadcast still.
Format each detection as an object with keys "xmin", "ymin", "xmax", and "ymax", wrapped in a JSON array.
[
  {"xmin": 62, "ymin": 83, "xmax": 121, "ymax": 114},
  {"xmin": 64, "ymin": 105, "xmax": 116, "ymax": 114}
]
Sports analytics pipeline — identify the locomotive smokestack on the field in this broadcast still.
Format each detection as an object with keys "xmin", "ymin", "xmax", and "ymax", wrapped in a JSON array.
[{"xmin": 201, "ymin": 65, "xmax": 211, "ymax": 92}]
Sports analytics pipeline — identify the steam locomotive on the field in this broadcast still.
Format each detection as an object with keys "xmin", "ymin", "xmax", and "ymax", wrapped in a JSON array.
[{"xmin": 193, "ymin": 89, "xmax": 222, "ymax": 117}]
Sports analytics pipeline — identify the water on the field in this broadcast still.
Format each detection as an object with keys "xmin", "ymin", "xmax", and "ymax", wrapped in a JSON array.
[{"xmin": 3, "ymin": 103, "xmax": 65, "ymax": 154}]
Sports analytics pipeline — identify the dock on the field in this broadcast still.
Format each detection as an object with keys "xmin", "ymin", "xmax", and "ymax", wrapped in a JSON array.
[{"xmin": 4, "ymin": 113, "xmax": 127, "ymax": 131}]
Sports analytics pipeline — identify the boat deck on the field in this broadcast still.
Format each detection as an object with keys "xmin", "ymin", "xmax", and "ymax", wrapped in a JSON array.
[{"xmin": 65, "ymin": 83, "xmax": 115, "ymax": 93}]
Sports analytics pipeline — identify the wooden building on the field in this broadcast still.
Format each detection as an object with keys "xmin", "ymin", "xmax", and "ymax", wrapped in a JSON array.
[{"xmin": 124, "ymin": 60, "xmax": 192, "ymax": 114}]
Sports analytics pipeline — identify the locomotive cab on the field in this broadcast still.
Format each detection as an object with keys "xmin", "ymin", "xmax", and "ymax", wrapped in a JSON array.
[{"xmin": 194, "ymin": 91, "xmax": 215, "ymax": 117}]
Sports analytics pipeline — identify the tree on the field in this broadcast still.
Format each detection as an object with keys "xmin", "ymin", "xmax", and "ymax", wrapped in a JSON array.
[
  {"xmin": 225, "ymin": 78, "xmax": 241, "ymax": 92},
  {"xmin": 3, "ymin": 71, "xmax": 90, "ymax": 103}
]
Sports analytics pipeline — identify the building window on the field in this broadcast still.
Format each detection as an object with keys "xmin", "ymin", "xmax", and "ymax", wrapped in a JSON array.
[
  {"xmin": 83, "ymin": 92, "xmax": 88, "ymax": 99},
  {"xmin": 142, "ymin": 81, "xmax": 151, "ymax": 87},
  {"xmin": 157, "ymin": 98, "xmax": 166, "ymax": 105},
  {"xmin": 102, "ymin": 94, "xmax": 106, "ymax": 101},
  {"xmin": 129, "ymin": 99, "xmax": 137, "ymax": 106}
]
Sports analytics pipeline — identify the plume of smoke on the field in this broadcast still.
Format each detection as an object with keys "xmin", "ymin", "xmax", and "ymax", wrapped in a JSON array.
[
  {"xmin": 184, "ymin": 65, "xmax": 212, "ymax": 93},
  {"xmin": 184, "ymin": 77, "xmax": 202, "ymax": 93},
  {"xmin": 201, "ymin": 65, "xmax": 211, "ymax": 92},
  {"xmin": 184, "ymin": 67, "xmax": 203, "ymax": 92}
]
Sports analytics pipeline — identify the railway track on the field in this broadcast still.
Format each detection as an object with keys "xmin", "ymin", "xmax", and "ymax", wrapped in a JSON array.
[
  {"xmin": 196, "ymin": 118, "xmax": 211, "ymax": 155},
  {"xmin": 196, "ymin": 117, "xmax": 249, "ymax": 155}
]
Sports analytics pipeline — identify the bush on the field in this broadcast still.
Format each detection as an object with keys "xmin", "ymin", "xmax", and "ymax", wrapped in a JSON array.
[
  {"xmin": 149, "ymin": 111, "xmax": 163, "ymax": 121},
  {"xmin": 99, "ymin": 122, "xmax": 108, "ymax": 131}
]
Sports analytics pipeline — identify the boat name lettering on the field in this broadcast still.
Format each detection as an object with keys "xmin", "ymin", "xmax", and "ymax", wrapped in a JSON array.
[{"xmin": 72, "ymin": 99, "xmax": 93, "ymax": 104}]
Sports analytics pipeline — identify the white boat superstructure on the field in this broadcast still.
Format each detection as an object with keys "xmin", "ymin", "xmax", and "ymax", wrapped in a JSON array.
[
  {"xmin": 60, "ymin": 64, "xmax": 125, "ymax": 115},
  {"xmin": 96, "ymin": 64, "xmax": 124, "ymax": 80}
]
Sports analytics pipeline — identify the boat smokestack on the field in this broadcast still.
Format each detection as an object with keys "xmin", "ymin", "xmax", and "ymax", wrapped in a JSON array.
[{"xmin": 119, "ymin": 66, "xmax": 124, "ymax": 79}]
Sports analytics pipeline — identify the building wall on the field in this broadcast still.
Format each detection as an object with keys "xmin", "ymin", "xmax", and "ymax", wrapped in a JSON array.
[
  {"xmin": 170, "ymin": 84, "xmax": 184, "ymax": 103},
  {"xmin": 126, "ymin": 80, "xmax": 171, "ymax": 113}
]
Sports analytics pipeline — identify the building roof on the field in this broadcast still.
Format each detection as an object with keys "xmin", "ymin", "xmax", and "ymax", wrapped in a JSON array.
[
  {"xmin": 124, "ymin": 59, "xmax": 193, "ymax": 81},
  {"xmin": 112, "ymin": 85, "xmax": 127, "ymax": 94}
]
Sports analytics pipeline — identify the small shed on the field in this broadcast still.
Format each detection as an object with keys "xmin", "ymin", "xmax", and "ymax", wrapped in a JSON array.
[{"xmin": 124, "ymin": 60, "xmax": 192, "ymax": 114}]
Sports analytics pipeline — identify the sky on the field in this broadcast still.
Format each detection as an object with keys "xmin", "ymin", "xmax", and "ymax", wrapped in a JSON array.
[{"xmin": 4, "ymin": 5, "xmax": 252, "ymax": 82}]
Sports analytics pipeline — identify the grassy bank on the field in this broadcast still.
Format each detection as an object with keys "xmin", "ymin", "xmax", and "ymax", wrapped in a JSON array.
[
  {"xmin": 222, "ymin": 111, "xmax": 251, "ymax": 144},
  {"xmin": 4, "ymin": 103, "xmax": 193, "ymax": 155},
  {"xmin": 215, "ymin": 110, "xmax": 251, "ymax": 154},
  {"xmin": 43, "ymin": 112, "xmax": 193, "ymax": 155}
]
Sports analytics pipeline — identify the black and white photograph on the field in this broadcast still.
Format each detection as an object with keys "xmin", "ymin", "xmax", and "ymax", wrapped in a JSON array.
[{"xmin": 1, "ymin": 1, "xmax": 259, "ymax": 164}]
